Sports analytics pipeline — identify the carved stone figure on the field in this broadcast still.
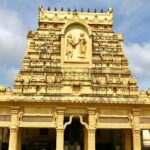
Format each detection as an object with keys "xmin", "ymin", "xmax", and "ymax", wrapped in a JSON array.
[
  {"xmin": 100, "ymin": 77, "xmax": 106, "ymax": 84},
  {"xmin": 15, "ymin": 74, "xmax": 23, "ymax": 82},
  {"xmin": 23, "ymin": 76, "xmax": 30, "ymax": 84},
  {"xmin": 78, "ymin": 33, "xmax": 87, "ymax": 57},
  {"xmin": 54, "ymin": 74, "xmax": 62, "ymax": 83},
  {"xmin": 66, "ymin": 34, "xmax": 76, "ymax": 59}
]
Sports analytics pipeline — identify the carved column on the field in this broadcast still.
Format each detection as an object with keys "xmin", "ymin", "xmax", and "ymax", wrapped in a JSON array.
[
  {"xmin": 132, "ymin": 109, "xmax": 141, "ymax": 150},
  {"xmin": 10, "ymin": 107, "xmax": 19, "ymax": 127},
  {"xmin": 56, "ymin": 107, "xmax": 65, "ymax": 150},
  {"xmin": 88, "ymin": 129, "xmax": 96, "ymax": 150},
  {"xmin": 56, "ymin": 129, "xmax": 64, "ymax": 150},
  {"xmin": 133, "ymin": 129, "xmax": 141, "ymax": 150},
  {"xmin": 8, "ymin": 107, "xmax": 20, "ymax": 150},
  {"xmin": 8, "ymin": 127, "xmax": 18, "ymax": 150},
  {"xmin": 87, "ymin": 108, "xmax": 96, "ymax": 150},
  {"xmin": 124, "ymin": 129, "xmax": 132, "ymax": 150}
]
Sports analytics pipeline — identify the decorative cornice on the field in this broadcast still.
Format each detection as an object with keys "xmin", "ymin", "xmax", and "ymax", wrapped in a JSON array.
[{"xmin": 0, "ymin": 94, "xmax": 149, "ymax": 104}]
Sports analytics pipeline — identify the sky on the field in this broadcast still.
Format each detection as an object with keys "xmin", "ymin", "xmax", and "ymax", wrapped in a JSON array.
[{"xmin": 0, "ymin": 0, "xmax": 150, "ymax": 91}]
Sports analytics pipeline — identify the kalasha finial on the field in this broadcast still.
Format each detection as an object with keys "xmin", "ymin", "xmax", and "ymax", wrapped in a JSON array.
[
  {"xmin": 87, "ymin": 8, "xmax": 90, "ymax": 12},
  {"xmin": 81, "ymin": 8, "xmax": 84, "ymax": 12},
  {"xmin": 74, "ymin": 8, "xmax": 77, "ymax": 12},
  {"xmin": 68, "ymin": 8, "xmax": 71, "ymax": 12},
  {"xmin": 94, "ymin": 9, "xmax": 97, "ymax": 13},
  {"xmin": 48, "ymin": 7, "xmax": 50, "ymax": 11},
  {"xmin": 61, "ymin": 7, "xmax": 64, "ymax": 11},
  {"xmin": 108, "ymin": 7, "xmax": 113, "ymax": 13},
  {"xmin": 54, "ymin": 7, "xmax": 57, "ymax": 11},
  {"xmin": 0, "ymin": 84, "xmax": 5, "ymax": 93},
  {"xmin": 38, "ymin": 5, "xmax": 43, "ymax": 12}
]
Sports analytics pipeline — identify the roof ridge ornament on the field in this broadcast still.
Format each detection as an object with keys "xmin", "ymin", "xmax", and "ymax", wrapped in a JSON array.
[{"xmin": 108, "ymin": 7, "xmax": 113, "ymax": 14}]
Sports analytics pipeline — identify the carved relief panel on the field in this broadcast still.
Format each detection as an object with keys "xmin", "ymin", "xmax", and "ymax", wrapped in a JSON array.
[
  {"xmin": 65, "ymin": 28, "xmax": 88, "ymax": 61},
  {"xmin": 61, "ymin": 23, "xmax": 92, "ymax": 68}
]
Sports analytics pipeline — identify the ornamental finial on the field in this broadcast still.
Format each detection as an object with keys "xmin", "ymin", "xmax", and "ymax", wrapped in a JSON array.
[{"xmin": 108, "ymin": 7, "xmax": 113, "ymax": 14}]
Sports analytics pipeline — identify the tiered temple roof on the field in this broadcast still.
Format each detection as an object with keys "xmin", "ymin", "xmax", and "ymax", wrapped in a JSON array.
[{"xmin": 1, "ymin": 6, "xmax": 149, "ymax": 104}]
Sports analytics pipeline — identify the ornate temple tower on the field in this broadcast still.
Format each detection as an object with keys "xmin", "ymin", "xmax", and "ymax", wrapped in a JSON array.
[
  {"xmin": 0, "ymin": 5, "xmax": 150, "ymax": 150},
  {"xmin": 13, "ymin": 6, "xmax": 138, "ymax": 100}
]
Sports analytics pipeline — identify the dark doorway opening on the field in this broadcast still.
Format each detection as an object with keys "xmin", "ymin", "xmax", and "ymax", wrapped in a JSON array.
[
  {"xmin": 64, "ymin": 117, "xmax": 84, "ymax": 150},
  {"xmin": 22, "ymin": 128, "xmax": 56, "ymax": 150},
  {"xmin": 96, "ymin": 129, "xmax": 124, "ymax": 150},
  {"xmin": 0, "ymin": 128, "xmax": 9, "ymax": 150}
]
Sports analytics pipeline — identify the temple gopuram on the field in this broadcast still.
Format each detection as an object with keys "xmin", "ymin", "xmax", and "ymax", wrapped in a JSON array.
[{"xmin": 1, "ymin": 5, "xmax": 150, "ymax": 150}]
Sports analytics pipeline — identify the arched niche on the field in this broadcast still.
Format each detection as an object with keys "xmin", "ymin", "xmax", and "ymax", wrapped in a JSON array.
[
  {"xmin": 60, "ymin": 21, "xmax": 92, "ymax": 68},
  {"xmin": 61, "ymin": 21, "xmax": 92, "ymax": 36}
]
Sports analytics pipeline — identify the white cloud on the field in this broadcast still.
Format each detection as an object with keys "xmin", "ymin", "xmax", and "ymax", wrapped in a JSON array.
[
  {"xmin": 0, "ymin": 8, "xmax": 26, "ymax": 87},
  {"xmin": 0, "ymin": 9, "xmax": 26, "ymax": 64},
  {"xmin": 0, "ymin": 65, "xmax": 19, "ymax": 87},
  {"xmin": 125, "ymin": 43, "xmax": 150, "ymax": 91}
]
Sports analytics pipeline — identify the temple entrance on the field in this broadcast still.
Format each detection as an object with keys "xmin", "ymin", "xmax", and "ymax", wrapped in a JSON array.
[
  {"xmin": 64, "ymin": 117, "xmax": 84, "ymax": 150},
  {"xmin": 0, "ymin": 128, "xmax": 9, "ymax": 150},
  {"xmin": 96, "ymin": 129, "xmax": 130, "ymax": 150},
  {"xmin": 22, "ymin": 128, "xmax": 56, "ymax": 150}
]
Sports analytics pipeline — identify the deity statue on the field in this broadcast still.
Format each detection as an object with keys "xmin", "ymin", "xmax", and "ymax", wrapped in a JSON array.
[
  {"xmin": 78, "ymin": 33, "xmax": 87, "ymax": 58},
  {"xmin": 66, "ymin": 34, "xmax": 74, "ymax": 59},
  {"xmin": 66, "ymin": 33, "xmax": 78, "ymax": 59},
  {"xmin": 66, "ymin": 32, "xmax": 88, "ymax": 60}
]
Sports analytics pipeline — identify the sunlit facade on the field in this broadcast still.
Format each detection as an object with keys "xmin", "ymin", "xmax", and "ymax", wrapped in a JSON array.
[{"xmin": 0, "ymin": 5, "xmax": 150, "ymax": 150}]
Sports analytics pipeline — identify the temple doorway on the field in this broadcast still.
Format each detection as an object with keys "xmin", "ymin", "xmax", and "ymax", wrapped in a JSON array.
[
  {"xmin": 0, "ymin": 128, "xmax": 9, "ymax": 150},
  {"xmin": 64, "ymin": 117, "xmax": 85, "ymax": 150},
  {"xmin": 22, "ymin": 128, "xmax": 56, "ymax": 150},
  {"xmin": 96, "ymin": 129, "xmax": 131, "ymax": 150}
]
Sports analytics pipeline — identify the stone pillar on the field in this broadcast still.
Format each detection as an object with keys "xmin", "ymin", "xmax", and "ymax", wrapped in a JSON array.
[
  {"xmin": 8, "ymin": 127, "xmax": 18, "ymax": 150},
  {"xmin": 132, "ymin": 109, "xmax": 141, "ymax": 150},
  {"xmin": 56, "ymin": 129, "xmax": 64, "ymax": 150},
  {"xmin": 133, "ymin": 129, "xmax": 141, "ymax": 150},
  {"xmin": 8, "ymin": 107, "xmax": 20, "ymax": 150},
  {"xmin": 56, "ymin": 107, "xmax": 65, "ymax": 150},
  {"xmin": 124, "ymin": 129, "xmax": 132, "ymax": 150},
  {"xmin": 88, "ymin": 129, "xmax": 96, "ymax": 150},
  {"xmin": 87, "ymin": 108, "xmax": 96, "ymax": 150}
]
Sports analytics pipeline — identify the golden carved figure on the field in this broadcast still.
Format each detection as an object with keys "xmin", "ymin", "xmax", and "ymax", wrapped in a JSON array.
[
  {"xmin": 78, "ymin": 33, "xmax": 87, "ymax": 58},
  {"xmin": 66, "ymin": 34, "xmax": 77, "ymax": 59},
  {"xmin": 66, "ymin": 34, "xmax": 74, "ymax": 59}
]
